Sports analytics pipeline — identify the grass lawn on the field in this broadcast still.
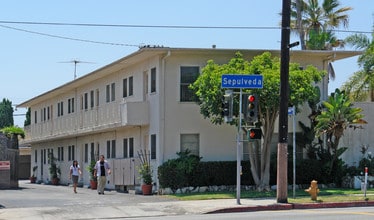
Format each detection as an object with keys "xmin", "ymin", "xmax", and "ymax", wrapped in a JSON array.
[{"xmin": 166, "ymin": 188, "xmax": 374, "ymax": 203}]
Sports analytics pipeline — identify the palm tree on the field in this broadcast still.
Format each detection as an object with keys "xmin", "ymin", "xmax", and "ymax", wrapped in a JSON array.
[
  {"xmin": 314, "ymin": 89, "xmax": 366, "ymax": 173},
  {"xmin": 342, "ymin": 31, "xmax": 374, "ymax": 101},
  {"xmin": 291, "ymin": 0, "xmax": 352, "ymax": 50}
]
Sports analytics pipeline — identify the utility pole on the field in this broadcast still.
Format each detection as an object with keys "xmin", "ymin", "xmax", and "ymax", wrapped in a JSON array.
[{"xmin": 277, "ymin": 0, "xmax": 291, "ymax": 203}]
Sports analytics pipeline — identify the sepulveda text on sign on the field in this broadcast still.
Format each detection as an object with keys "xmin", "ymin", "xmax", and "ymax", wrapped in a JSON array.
[{"xmin": 221, "ymin": 74, "xmax": 263, "ymax": 89}]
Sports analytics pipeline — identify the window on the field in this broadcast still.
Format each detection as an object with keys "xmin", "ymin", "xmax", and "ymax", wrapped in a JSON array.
[
  {"xmin": 34, "ymin": 150, "xmax": 37, "ymax": 163},
  {"xmin": 84, "ymin": 93, "xmax": 88, "ymax": 110},
  {"xmin": 96, "ymin": 89, "xmax": 100, "ymax": 107},
  {"xmin": 151, "ymin": 134, "xmax": 156, "ymax": 159},
  {"xmin": 111, "ymin": 140, "xmax": 116, "ymax": 159},
  {"xmin": 180, "ymin": 66, "xmax": 199, "ymax": 102},
  {"xmin": 68, "ymin": 98, "xmax": 71, "ymax": 113},
  {"xmin": 43, "ymin": 149, "xmax": 46, "ymax": 165},
  {"xmin": 50, "ymin": 105, "xmax": 53, "ymax": 119},
  {"xmin": 90, "ymin": 143, "xmax": 95, "ymax": 161},
  {"xmin": 68, "ymin": 145, "xmax": 75, "ymax": 161},
  {"xmin": 111, "ymin": 83, "xmax": 115, "ymax": 101},
  {"xmin": 151, "ymin": 68, "xmax": 156, "ymax": 93},
  {"xmin": 57, "ymin": 101, "xmax": 64, "ymax": 116},
  {"xmin": 90, "ymin": 90, "xmax": 94, "ymax": 108},
  {"xmin": 71, "ymin": 98, "xmax": 75, "ymax": 113},
  {"xmin": 123, "ymin": 77, "xmax": 133, "ymax": 98},
  {"xmin": 123, "ymin": 78, "xmax": 128, "ymax": 97},
  {"xmin": 180, "ymin": 134, "xmax": 200, "ymax": 156},
  {"xmin": 123, "ymin": 138, "xmax": 134, "ymax": 158},
  {"xmin": 106, "ymin": 84, "xmax": 110, "ymax": 102},
  {"xmin": 129, "ymin": 138, "xmax": 134, "ymax": 158},
  {"xmin": 47, "ymin": 106, "xmax": 50, "ymax": 120},
  {"xmin": 34, "ymin": 111, "xmax": 37, "ymax": 124},
  {"xmin": 60, "ymin": 101, "xmax": 64, "ymax": 116},
  {"xmin": 43, "ymin": 108, "xmax": 46, "ymax": 121},
  {"xmin": 106, "ymin": 83, "xmax": 115, "ymax": 102},
  {"xmin": 129, "ymin": 76, "xmax": 133, "ymax": 96},
  {"xmin": 106, "ymin": 140, "xmax": 111, "ymax": 158},
  {"xmin": 123, "ymin": 138, "xmax": 128, "ymax": 158},
  {"xmin": 106, "ymin": 140, "xmax": 116, "ymax": 159},
  {"xmin": 84, "ymin": 144, "xmax": 88, "ymax": 163},
  {"xmin": 57, "ymin": 146, "xmax": 64, "ymax": 161}
]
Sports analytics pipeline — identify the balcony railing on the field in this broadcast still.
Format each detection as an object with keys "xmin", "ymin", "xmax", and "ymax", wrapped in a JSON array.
[{"xmin": 23, "ymin": 101, "xmax": 149, "ymax": 143}]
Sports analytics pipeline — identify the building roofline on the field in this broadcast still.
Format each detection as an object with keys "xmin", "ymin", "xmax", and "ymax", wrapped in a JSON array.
[{"xmin": 17, "ymin": 47, "xmax": 362, "ymax": 108}]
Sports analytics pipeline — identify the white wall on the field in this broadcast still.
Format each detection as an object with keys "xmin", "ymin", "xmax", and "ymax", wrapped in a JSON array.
[{"xmin": 341, "ymin": 102, "xmax": 374, "ymax": 167}]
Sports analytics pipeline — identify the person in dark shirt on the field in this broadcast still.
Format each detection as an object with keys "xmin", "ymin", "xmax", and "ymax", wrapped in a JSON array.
[{"xmin": 93, "ymin": 155, "xmax": 111, "ymax": 195}]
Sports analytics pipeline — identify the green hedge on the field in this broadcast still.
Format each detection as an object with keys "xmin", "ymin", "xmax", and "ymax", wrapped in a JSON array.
[
  {"xmin": 158, "ymin": 160, "xmax": 253, "ymax": 191},
  {"xmin": 158, "ymin": 152, "xmax": 354, "ymax": 192}
]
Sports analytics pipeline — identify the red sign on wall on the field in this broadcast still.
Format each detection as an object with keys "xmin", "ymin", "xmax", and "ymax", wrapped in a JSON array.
[{"xmin": 0, "ymin": 161, "xmax": 10, "ymax": 170}]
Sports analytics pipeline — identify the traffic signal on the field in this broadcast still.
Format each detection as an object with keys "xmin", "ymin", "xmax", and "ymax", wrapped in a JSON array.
[
  {"xmin": 246, "ymin": 94, "xmax": 258, "ymax": 123},
  {"xmin": 248, "ymin": 128, "xmax": 261, "ymax": 141},
  {"xmin": 221, "ymin": 90, "xmax": 233, "ymax": 122}
]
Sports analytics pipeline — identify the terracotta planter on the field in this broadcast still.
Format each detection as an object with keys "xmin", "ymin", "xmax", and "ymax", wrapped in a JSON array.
[
  {"xmin": 30, "ymin": 177, "xmax": 36, "ymax": 183},
  {"xmin": 90, "ymin": 180, "xmax": 97, "ymax": 190},
  {"xmin": 51, "ymin": 178, "xmax": 59, "ymax": 185},
  {"xmin": 141, "ymin": 184, "xmax": 153, "ymax": 195}
]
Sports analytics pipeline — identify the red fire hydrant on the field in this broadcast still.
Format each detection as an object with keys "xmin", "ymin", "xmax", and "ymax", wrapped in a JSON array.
[{"xmin": 305, "ymin": 180, "xmax": 320, "ymax": 201}]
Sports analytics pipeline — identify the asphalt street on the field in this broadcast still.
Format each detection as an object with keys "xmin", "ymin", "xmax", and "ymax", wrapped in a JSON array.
[
  {"xmin": 2, "ymin": 180, "xmax": 374, "ymax": 220},
  {"xmin": 0, "ymin": 180, "xmax": 276, "ymax": 219}
]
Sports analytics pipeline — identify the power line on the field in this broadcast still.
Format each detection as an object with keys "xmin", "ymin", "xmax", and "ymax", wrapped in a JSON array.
[
  {"xmin": 0, "ymin": 24, "xmax": 139, "ymax": 47},
  {"xmin": 0, "ymin": 20, "xmax": 372, "ymax": 34},
  {"xmin": 0, "ymin": 21, "xmax": 372, "ymax": 48},
  {"xmin": 0, "ymin": 20, "xmax": 280, "ymax": 30}
]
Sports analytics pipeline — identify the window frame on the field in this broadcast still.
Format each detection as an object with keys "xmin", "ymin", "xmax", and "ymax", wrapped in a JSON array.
[{"xmin": 180, "ymin": 66, "xmax": 200, "ymax": 102}]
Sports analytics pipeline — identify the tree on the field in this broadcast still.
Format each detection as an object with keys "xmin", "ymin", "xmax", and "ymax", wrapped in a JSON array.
[
  {"xmin": 314, "ymin": 89, "xmax": 366, "ymax": 174},
  {"xmin": 0, "ymin": 126, "xmax": 25, "ymax": 149},
  {"xmin": 24, "ymin": 108, "xmax": 31, "ymax": 126},
  {"xmin": 190, "ymin": 52, "xmax": 325, "ymax": 189},
  {"xmin": 290, "ymin": 0, "xmax": 352, "ymax": 50},
  {"xmin": 342, "ymin": 31, "xmax": 374, "ymax": 101},
  {"xmin": 0, "ymin": 98, "xmax": 14, "ymax": 128}
]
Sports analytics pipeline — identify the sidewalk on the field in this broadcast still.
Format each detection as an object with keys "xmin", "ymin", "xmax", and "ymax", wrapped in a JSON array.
[{"xmin": 1, "ymin": 180, "xmax": 374, "ymax": 220}]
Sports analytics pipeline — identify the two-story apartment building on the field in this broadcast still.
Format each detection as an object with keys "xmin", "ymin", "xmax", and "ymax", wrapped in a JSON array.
[{"xmin": 18, "ymin": 47, "xmax": 360, "ymax": 190}]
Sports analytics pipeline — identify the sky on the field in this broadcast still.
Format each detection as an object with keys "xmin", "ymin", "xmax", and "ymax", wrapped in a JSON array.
[{"xmin": 0, "ymin": 0, "xmax": 373, "ymax": 127}]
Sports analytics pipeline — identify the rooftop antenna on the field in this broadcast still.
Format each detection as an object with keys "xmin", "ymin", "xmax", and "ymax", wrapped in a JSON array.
[{"xmin": 59, "ymin": 59, "xmax": 94, "ymax": 79}]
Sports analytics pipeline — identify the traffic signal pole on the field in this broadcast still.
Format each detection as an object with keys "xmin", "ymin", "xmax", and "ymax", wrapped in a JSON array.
[{"xmin": 236, "ymin": 88, "xmax": 243, "ymax": 205}]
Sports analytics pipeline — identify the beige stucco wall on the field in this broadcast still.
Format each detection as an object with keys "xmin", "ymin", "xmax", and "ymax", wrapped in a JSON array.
[{"xmin": 340, "ymin": 102, "xmax": 374, "ymax": 167}]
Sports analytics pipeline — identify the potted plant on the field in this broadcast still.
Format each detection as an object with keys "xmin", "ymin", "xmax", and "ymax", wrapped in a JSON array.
[
  {"xmin": 86, "ymin": 160, "xmax": 97, "ymax": 189},
  {"xmin": 48, "ymin": 153, "xmax": 61, "ymax": 185},
  {"xmin": 30, "ymin": 165, "xmax": 38, "ymax": 183},
  {"xmin": 137, "ymin": 150, "xmax": 153, "ymax": 195}
]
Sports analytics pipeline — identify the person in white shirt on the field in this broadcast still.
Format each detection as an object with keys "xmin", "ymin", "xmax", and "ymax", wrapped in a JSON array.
[
  {"xmin": 93, "ymin": 155, "xmax": 111, "ymax": 195},
  {"xmin": 69, "ymin": 160, "xmax": 82, "ymax": 193}
]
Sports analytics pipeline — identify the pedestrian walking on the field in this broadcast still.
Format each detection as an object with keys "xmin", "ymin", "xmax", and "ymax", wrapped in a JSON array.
[
  {"xmin": 69, "ymin": 160, "xmax": 82, "ymax": 193},
  {"xmin": 93, "ymin": 155, "xmax": 111, "ymax": 195}
]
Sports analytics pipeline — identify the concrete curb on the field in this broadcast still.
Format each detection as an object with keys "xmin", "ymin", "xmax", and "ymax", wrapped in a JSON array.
[{"xmin": 207, "ymin": 201, "xmax": 374, "ymax": 214}]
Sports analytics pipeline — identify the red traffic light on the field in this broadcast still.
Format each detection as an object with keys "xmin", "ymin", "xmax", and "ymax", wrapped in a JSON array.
[
  {"xmin": 248, "ymin": 95, "xmax": 256, "ymax": 103},
  {"xmin": 248, "ymin": 128, "xmax": 261, "ymax": 140}
]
